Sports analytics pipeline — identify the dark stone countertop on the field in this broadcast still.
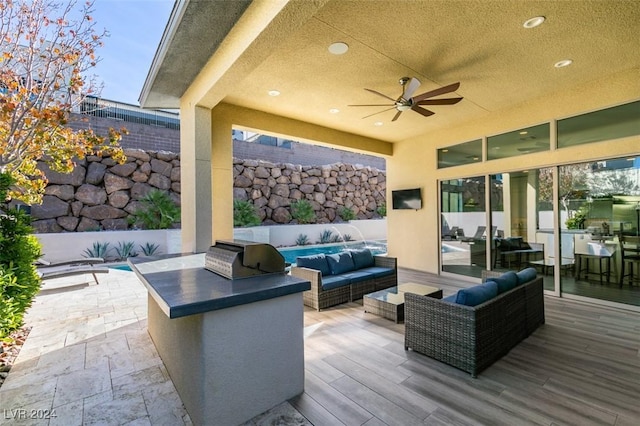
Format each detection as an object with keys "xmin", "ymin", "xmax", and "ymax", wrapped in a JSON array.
[{"xmin": 129, "ymin": 253, "xmax": 310, "ymax": 319}]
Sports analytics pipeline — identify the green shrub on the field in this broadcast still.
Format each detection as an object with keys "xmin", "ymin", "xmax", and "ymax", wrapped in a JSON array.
[
  {"xmin": 0, "ymin": 174, "xmax": 42, "ymax": 339},
  {"xmin": 290, "ymin": 199, "xmax": 316, "ymax": 224},
  {"xmin": 129, "ymin": 189, "xmax": 180, "ymax": 230},
  {"xmin": 233, "ymin": 199, "xmax": 261, "ymax": 227},
  {"xmin": 338, "ymin": 206, "xmax": 356, "ymax": 221},
  {"xmin": 376, "ymin": 202, "xmax": 387, "ymax": 217},
  {"xmin": 295, "ymin": 234, "xmax": 310, "ymax": 246}
]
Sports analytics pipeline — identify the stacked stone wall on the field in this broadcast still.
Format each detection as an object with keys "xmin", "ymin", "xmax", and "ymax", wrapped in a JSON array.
[
  {"xmin": 233, "ymin": 159, "xmax": 386, "ymax": 224},
  {"xmin": 30, "ymin": 149, "xmax": 181, "ymax": 233},
  {"xmin": 29, "ymin": 151, "xmax": 388, "ymax": 233}
]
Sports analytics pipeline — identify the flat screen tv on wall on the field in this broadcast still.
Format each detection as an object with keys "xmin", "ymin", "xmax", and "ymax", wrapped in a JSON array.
[{"xmin": 392, "ymin": 188, "xmax": 422, "ymax": 210}]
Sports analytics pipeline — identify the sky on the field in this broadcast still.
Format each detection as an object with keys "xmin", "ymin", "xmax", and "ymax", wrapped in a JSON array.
[{"xmin": 90, "ymin": 0, "xmax": 175, "ymax": 106}]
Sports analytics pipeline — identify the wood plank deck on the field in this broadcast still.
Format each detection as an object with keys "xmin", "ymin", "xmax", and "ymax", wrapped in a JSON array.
[{"xmin": 292, "ymin": 268, "xmax": 640, "ymax": 425}]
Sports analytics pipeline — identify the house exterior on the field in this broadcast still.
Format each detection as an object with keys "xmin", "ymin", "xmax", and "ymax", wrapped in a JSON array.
[{"xmin": 139, "ymin": 1, "xmax": 640, "ymax": 309}]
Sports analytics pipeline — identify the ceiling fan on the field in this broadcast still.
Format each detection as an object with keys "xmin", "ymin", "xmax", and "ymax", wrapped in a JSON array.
[{"xmin": 349, "ymin": 77, "xmax": 462, "ymax": 122}]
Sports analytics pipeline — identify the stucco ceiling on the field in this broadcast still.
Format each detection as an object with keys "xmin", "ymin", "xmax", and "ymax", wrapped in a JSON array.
[{"xmin": 141, "ymin": 0, "xmax": 640, "ymax": 144}]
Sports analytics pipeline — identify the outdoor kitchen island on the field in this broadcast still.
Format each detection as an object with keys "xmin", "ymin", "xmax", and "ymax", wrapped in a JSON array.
[{"xmin": 129, "ymin": 244, "xmax": 310, "ymax": 426}]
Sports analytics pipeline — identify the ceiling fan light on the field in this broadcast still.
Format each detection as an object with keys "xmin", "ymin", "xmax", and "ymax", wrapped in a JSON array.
[
  {"xmin": 396, "ymin": 104, "xmax": 412, "ymax": 111},
  {"xmin": 523, "ymin": 16, "xmax": 545, "ymax": 28}
]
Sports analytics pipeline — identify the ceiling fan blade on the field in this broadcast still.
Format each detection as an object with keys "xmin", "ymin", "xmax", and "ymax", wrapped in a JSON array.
[
  {"xmin": 416, "ymin": 97, "xmax": 463, "ymax": 106},
  {"xmin": 348, "ymin": 104, "xmax": 395, "ymax": 107},
  {"xmin": 361, "ymin": 106, "xmax": 397, "ymax": 119},
  {"xmin": 364, "ymin": 88, "xmax": 396, "ymax": 102},
  {"xmin": 412, "ymin": 82, "xmax": 461, "ymax": 103},
  {"xmin": 391, "ymin": 110, "xmax": 403, "ymax": 122},
  {"xmin": 411, "ymin": 105, "xmax": 435, "ymax": 117},
  {"xmin": 402, "ymin": 77, "xmax": 421, "ymax": 100}
]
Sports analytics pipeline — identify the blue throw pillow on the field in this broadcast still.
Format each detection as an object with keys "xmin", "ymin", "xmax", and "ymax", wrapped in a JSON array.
[
  {"xmin": 326, "ymin": 252, "xmax": 356, "ymax": 275},
  {"xmin": 351, "ymin": 249, "xmax": 375, "ymax": 269},
  {"xmin": 493, "ymin": 271, "xmax": 519, "ymax": 293},
  {"xmin": 516, "ymin": 267, "xmax": 537, "ymax": 285},
  {"xmin": 296, "ymin": 254, "xmax": 331, "ymax": 276},
  {"xmin": 455, "ymin": 281, "xmax": 498, "ymax": 306}
]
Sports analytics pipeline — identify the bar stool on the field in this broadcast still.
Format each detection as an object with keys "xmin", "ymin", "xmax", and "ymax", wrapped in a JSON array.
[{"xmin": 619, "ymin": 235, "xmax": 640, "ymax": 286}]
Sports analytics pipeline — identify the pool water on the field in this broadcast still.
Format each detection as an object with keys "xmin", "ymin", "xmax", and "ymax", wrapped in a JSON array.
[
  {"xmin": 108, "ymin": 264, "xmax": 133, "ymax": 271},
  {"xmin": 441, "ymin": 243, "xmax": 467, "ymax": 253},
  {"xmin": 278, "ymin": 241, "xmax": 387, "ymax": 265}
]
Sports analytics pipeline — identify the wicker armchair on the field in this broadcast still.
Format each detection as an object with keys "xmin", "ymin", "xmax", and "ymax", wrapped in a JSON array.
[
  {"xmin": 404, "ymin": 271, "xmax": 544, "ymax": 377},
  {"xmin": 291, "ymin": 255, "xmax": 397, "ymax": 311}
]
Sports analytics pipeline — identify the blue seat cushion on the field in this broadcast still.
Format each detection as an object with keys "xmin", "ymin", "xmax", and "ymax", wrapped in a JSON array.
[
  {"xmin": 358, "ymin": 266, "xmax": 394, "ymax": 278},
  {"xmin": 455, "ymin": 281, "xmax": 498, "ymax": 306},
  {"xmin": 341, "ymin": 270, "xmax": 375, "ymax": 283},
  {"xmin": 320, "ymin": 275, "xmax": 351, "ymax": 291},
  {"xmin": 443, "ymin": 294, "xmax": 457, "ymax": 303},
  {"xmin": 493, "ymin": 271, "xmax": 519, "ymax": 293},
  {"xmin": 326, "ymin": 252, "xmax": 356, "ymax": 275},
  {"xmin": 351, "ymin": 249, "xmax": 375, "ymax": 269},
  {"xmin": 516, "ymin": 267, "xmax": 537, "ymax": 285},
  {"xmin": 297, "ymin": 254, "xmax": 331, "ymax": 276}
]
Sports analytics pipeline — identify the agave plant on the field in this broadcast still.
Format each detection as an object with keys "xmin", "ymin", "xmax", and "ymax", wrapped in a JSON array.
[
  {"xmin": 139, "ymin": 242, "xmax": 161, "ymax": 256},
  {"xmin": 83, "ymin": 242, "xmax": 111, "ymax": 259},
  {"xmin": 295, "ymin": 234, "xmax": 310, "ymax": 246},
  {"xmin": 114, "ymin": 241, "xmax": 138, "ymax": 261},
  {"xmin": 317, "ymin": 229, "xmax": 334, "ymax": 244}
]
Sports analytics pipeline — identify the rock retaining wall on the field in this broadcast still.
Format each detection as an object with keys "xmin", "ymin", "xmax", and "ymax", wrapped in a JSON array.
[
  {"xmin": 29, "ymin": 151, "xmax": 387, "ymax": 233},
  {"xmin": 30, "ymin": 149, "xmax": 181, "ymax": 233},
  {"xmin": 233, "ymin": 159, "xmax": 386, "ymax": 224}
]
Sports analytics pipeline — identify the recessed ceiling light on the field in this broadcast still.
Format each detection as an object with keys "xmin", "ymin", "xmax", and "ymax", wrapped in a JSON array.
[
  {"xmin": 473, "ymin": 157, "xmax": 480, "ymax": 161},
  {"xmin": 523, "ymin": 16, "xmax": 545, "ymax": 28},
  {"xmin": 268, "ymin": 90, "xmax": 280, "ymax": 97},
  {"xmin": 441, "ymin": 149, "xmax": 449, "ymax": 153},
  {"xmin": 554, "ymin": 59, "xmax": 573, "ymax": 68},
  {"xmin": 519, "ymin": 131, "xmax": 528, "ymax": 135},
  {"xmin": 374, "ymin": 121, "xmax": 383, "ymax": 126},
  {"xmin": 329, "ymin": 108, "xmax": 340, "ymax": 114},
  {"xmin": 328, "ymin": 42, "xmax": 349, "ymax": 55}
]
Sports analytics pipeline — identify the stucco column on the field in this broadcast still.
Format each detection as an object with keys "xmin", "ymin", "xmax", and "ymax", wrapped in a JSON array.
[
  {"xmin": 210, "ymin": 108, "xmax": 234, "ymax": 242},
  {"xmin": 180, "ymin": 104, "xmax": 213, "ymax": 253}
]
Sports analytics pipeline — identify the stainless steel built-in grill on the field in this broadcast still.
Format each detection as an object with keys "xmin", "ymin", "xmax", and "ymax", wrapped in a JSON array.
[{"xmin": 205, "ymin": 240, "xmax": 286, "ymax": 280}]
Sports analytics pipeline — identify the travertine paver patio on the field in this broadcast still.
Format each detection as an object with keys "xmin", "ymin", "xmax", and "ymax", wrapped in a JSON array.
[
  {"xmin": 0, "ymin": 269, "xmax": 189, "ymax": 425},
  {"xmin": 0, "ymin": 269, "xmax": 308, "ymax": 426}
]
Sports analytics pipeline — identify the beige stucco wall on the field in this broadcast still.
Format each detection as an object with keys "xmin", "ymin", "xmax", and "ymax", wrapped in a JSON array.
[
  {"xmin": 387, "ymin": 67, "xmax": 640, "ymax": 272},
  {"xmin": 179, "ymin": 98, "xmax": 392, "ymax": 253}
]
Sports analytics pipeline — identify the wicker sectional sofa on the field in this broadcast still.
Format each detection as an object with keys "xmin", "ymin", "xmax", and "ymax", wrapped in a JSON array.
[
  {"xmin": 404, "ymin": 268, "xmax": 545, "ymax": 377},
  {"xmin": 290, "ymin": 249, "xmax": 397, "ymax": 311}
]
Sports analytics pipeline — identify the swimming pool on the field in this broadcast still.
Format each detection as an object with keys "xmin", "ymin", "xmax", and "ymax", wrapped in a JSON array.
[
  {"xmin": 108, "ymin": 264, "xmax": 133, "ymax": 271},
  {"xmin": 278, "ymin": 240, "xmax": 387, "ymax": 265},
  {"xmin": 442, "ymin": 243, "xmax": 467, "ymax": 254}
]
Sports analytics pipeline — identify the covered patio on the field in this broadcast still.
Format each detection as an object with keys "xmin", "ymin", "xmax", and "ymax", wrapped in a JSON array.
[{"xmin": 1, "ymin": 268, "xmax": 638, "ymax": 425}]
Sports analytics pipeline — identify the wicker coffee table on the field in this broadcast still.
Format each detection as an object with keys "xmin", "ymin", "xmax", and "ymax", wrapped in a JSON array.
[{"xmin": 363, "ymin": 283, "xmax": 442, "ymax": 323}]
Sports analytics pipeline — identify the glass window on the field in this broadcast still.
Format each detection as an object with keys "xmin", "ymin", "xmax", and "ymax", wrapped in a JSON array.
[
  {"xmin": 487, "ymin": 123, "xmax": 550, "ymax": 160},
  {"xmin": 437, "ymin": 139, "xmax": 482, "ymax": 168},
  {"xmin": 559, "ymin": 156, "xmax": 640, "ymax": 306},
  {"xmin": 490, "ymin": 171, "xmax": 546, "ymax": 282},
  {"xmin": 440, "ymin": 176, "xmax": 486, "ymax": 278},
  {"xmin": 558, "ymin": 100, "xmax": 640, "ymax": 148}
]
